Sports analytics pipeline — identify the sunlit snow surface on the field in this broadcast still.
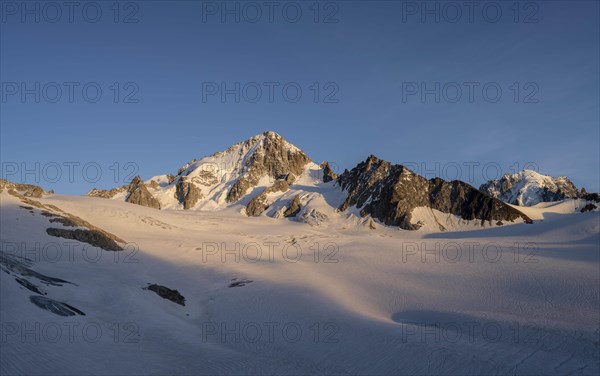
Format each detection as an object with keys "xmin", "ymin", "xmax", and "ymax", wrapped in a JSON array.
[{"xmin": 1, "ymin": 189, "xmax": 599, "ymax": 375}]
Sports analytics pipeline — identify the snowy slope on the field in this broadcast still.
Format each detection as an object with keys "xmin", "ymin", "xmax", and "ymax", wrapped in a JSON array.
[{"xmin": 1, "ymin": 183, "xmax": 599, "ymax": 375}]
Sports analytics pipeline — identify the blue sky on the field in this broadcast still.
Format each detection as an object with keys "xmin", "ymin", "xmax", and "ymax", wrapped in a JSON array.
[{"xmin": 1, "ymin": 0, "xmax": 598, "ymax": 194}]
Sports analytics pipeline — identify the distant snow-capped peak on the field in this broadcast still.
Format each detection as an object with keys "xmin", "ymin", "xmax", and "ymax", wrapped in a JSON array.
[{"xmin": 479, "ymin": 169, "xmax": 579, "ymax": 206}]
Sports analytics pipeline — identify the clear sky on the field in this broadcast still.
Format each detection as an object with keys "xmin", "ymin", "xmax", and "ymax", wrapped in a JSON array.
[{"xmin": 1, "ymin": 0, "xmax": 598, "ymax": 194}]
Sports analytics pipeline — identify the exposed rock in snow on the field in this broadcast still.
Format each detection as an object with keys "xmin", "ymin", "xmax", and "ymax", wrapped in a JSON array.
[
  {"xmin": 320, "ymin": 161, "xmax": 338, "ymax": 183},
  {"xmin": 246, "ymin": 179, "xmax": 290, "ymax": 216},
  {"xmin": 301, "ymin": 208, "xmax": 329, "ymax": 226},
  {"xmin": 46, "ymin": 228, "xmax": 123, "ymax": 252},
  {"xmin": 144, "ymin": 284, "xmax": 186, "ymax": 306},
  {"xmin": 125, "ymin": 176, "xmax": 162, "ymax": 209},
  {"xmin": 88, "ymin": 185, "xmax": 127, "ymax": 199},
  {"xmin": 283, "ymin": 194, "xmax": 302, "ymax": 217},
  {"xmin": 0, "ymin": 178, "xmax": 47, "ymax": 198},
  {"xmin": 175, "ymin": 177, "xmax": 204, "ymax": 209}
]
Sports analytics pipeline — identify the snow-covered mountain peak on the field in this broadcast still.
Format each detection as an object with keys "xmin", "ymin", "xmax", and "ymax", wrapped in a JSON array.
[
  {"xmin": 480, "ymin": 169, "xmax": 579, "ymax": 206},
  {"xmin": 174, "ymin": 131, "xmax": 305, "ymax": 178},
  {"xmin": 91, "ymin": 131, "xmax": 314, "ymax": 211}
]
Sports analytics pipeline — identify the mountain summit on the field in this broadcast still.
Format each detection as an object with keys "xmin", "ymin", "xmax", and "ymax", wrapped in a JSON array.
[
  {"xmin": 479, "ymin": 170, "xmax": 580, "ymax": 206},
  {"xmin": 90, "ymin": 131, "xmax": 313, "ymax": 211}
]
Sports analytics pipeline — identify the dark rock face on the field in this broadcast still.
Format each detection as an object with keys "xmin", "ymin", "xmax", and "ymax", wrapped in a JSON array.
[
  {"xmin": 320, "ymin": 162, "xmax": 338, "ymax": 183},
  {"xmin": 246, "ymin": 179, "xmax": 290, "ymax": 217},
  {"xmin": 175, "ymin": 177, "xmax": 204, "ymax": 210},
  {"xmin": 580, "ymin": 192, "xmax": 600, "ymax": 203},
  {"xmin": 580, "ymin": 203, "xmax": 597, "ymax": 213},
  {"xmin": 226, "ymin": 131, "xmax": 311, "ymax": 203},
  {"xmin": 46, "ymin": 228, "xmax": 123, "ymax": 251},
  {"xmin": 144, "ymin": 284, "xmax": 185, "ymax": 306},
  {"xmin": 125, "ymin": 176, "xmax": 161, "ymax": 209},
  {"xmin": 338, "ymin": 156, "xmax": 532, "ymax": 230},
  {"xmin": 284, "ymin": 195, "xmax": 302, "ymax": 217}
]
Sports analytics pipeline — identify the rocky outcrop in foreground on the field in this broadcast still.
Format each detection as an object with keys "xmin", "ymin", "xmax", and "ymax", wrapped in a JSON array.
[{"xmin": 338, "ymin": 155, "xmax": 532, "ymax": 230}]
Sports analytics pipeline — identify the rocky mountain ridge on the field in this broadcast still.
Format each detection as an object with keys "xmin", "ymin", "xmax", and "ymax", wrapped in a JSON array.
[
  {"xmin": 337, "ymin": 155, "xmax": 532, "ymax": 230},
  {"xmin": 83, "ymin": 131, "xmax": 599, "ymax": 230}
]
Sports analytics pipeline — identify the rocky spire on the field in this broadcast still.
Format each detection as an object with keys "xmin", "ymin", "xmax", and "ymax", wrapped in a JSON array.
[{"xmin": 125, "ymin": 176, "xmax": 161, "ymax": 209}]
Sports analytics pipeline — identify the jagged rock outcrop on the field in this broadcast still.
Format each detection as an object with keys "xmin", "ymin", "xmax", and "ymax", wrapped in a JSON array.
[
  {"xmin": 301, "ymin": 209, "xmax": 329, "ymax": 226},
  {"xmin": 0, "ymin": 179, "xmax": 46, "ymax": 198},
  {"xmin": 338, "ymin": 155, "xmax": 532, "ymax": 230},
  {"xmin": 175, "ymin": 177, "xmax": 204, "ymax": 209},
  {"xmin": 125, "ymin": 176, "xmax": 161, "ymax": 209},
  {"xmin": 284, "ymin": 195, "xmax": 302, "ymax": 217},
  {"xmin": 88, "ymin": 185, "xmax": 127, "ymax": 198},
  {"xmin": 480, "ymin": 170, "xmax": 579, "ymax": 206},
  {"xmin": 167, "ymin": 174, "xmax": 177, "ymax": 184},
  {"xmin": 320, "ymin": 162, "xmax": 338, "ymax": 183},
  {"xmin": 246, "ymin": 179, "xmax": 290, "ymax": 216},
  {"xmin": 367, "ymin": 218, "xmax": 377, "ymax": 230},
  {"xmin": 226, "ymin": 131, "xmax": 311, "ymax": 203}
]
